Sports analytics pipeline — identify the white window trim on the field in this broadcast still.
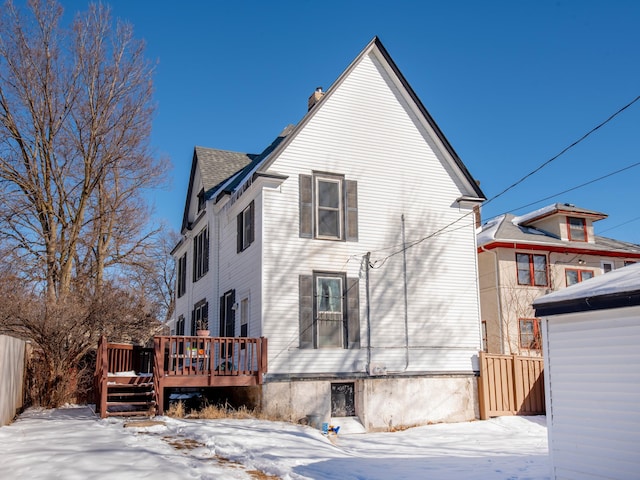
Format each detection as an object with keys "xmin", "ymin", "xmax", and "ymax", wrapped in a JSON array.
[{"xmin": 315, "ymin": 176, "xmax": 343, "ymax": 240}]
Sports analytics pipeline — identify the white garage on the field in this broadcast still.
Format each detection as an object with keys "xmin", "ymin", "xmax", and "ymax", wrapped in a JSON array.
[{"xmin": 533, "ymin": 263, "xmax": 640, "ymax": 480}]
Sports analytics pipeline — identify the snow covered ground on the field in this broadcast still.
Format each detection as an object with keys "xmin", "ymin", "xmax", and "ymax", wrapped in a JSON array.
[{"xmin": 0, "ymin": 406, "xmax": 549, "ymax": 479}]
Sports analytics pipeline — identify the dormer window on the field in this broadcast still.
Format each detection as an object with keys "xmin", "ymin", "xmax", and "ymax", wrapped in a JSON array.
[
  {"xmin": 197, "ymin": 188, "xmax": 205, "ymax": 213},
  {"xmin": 567, "ymin": 217, "xmax": 586, "ymax": 242}
]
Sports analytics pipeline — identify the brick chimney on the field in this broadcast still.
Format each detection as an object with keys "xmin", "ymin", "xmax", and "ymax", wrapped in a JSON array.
[{"xmin": 307, "ymin": 87, "xmax": 324, "ymax": 111}]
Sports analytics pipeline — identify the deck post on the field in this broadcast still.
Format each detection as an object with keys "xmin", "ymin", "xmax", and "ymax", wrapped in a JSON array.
[
  {"xmin": 153, "ymin": 336, "xmax": 164, "ymax": 416},
  {"xmin": 97, "ymin": 336, "xmax": 109, "ymax": 418}
]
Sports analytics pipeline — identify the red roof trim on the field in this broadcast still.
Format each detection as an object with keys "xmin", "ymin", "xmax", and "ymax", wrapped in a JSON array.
[{"xmin": 478, "ymin": 241, "xmax": 640, "ymax": 259}]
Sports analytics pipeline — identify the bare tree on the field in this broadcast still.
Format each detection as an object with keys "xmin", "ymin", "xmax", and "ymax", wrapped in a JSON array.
[
  {"xmin": 0, "ymin": 0, "xmax": 164, "ymax": 300},
  {"xmin": 0, "ymin": 0, "xmax": 168, "ymax": 406}
]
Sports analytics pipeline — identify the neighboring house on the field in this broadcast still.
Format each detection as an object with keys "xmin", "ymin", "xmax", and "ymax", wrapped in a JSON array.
[
  {"xmin": 172, "ymin": 37, "xmax": 486, "ymax": 431},
  {"xmin": 477, "ymin": 202, "xmax": 640, "ymax": 356},
  {"xmin": 533, "ymin": 262, "xmax": 640, "ymax": 480}
]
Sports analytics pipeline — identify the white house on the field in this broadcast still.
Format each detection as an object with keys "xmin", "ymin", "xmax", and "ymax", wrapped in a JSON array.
[
  {"xmin": 172, "ymin": 37, "xmax": 486, "ymax": 430},
  {"xmin": 533, "ymin": 263, "xmax": 640, "ymax": 480}
]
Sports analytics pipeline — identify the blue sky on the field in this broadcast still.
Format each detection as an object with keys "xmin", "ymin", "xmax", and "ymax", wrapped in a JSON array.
[{"xmin": 59, "ymin": 1, "xmax": 640, "ymax": 243}]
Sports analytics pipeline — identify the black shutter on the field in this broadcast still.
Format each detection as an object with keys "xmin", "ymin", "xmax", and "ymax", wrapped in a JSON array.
[
  {"xmin": 191, "ymin": 310, "xmax": 196, "ymax": 336},
  {"xmin": 299, "ymin": 275, "xmax": 314, "ymax": 348},
  {"xmin": 299, "ymin": 174, "xmax": 313, "ymax": 238},
  {"xmin": 237, "ymin": 211, "xmax": 243, "ymax": 253},
  {"xmin": 345, "ymin": 180, "xmax": 358, "ymax": 241},
  {"xmin": 346, "ymin": 277, "xmax": 360, "ymax": 349},
  {"xmin": 219, "ymin": 295, "xmax": 225, "ymax": 337},
  {"xmin": 248, "ymin": 201, "xmax": 255, "ymax": 244}
]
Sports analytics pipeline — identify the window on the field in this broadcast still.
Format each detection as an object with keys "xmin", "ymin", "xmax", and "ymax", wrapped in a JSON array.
[
  {"xmin": 316, "ymin": 275, "xmax": 344, "ymax": 347},
  {"xmin": 519, "ymin": 318, "xmax": 541, "ymax": 350},
  {"xmin": 197, "ymin": 188, "xmax": 205, "ymax": 213},
  {"xmin": 240, "ymin": 297, "xmax": 249, "ymax": 337},
  {"xmin": 481, "ymin": 321, "xmax": 488, "ymax": 353},
  {"xmin": 219, "ymin": 290, "xmax": 236, "ymax": 337},
  {"xmin": 299, "ymin": 173, "xmax": 358, "ymax": 241},
  {"xmin": 193, "ymin": 226, "xmax": 209, "ymax": 282},
  {"xmin": 625, "ymin": 261, "xmax": 637, "ymax": 267},
  {"xmin": 316, "ymin": 178, "xmax": 342, "ymax": 239},
  {"xmin": 176, "ymin": 315, "xmax": 185, "ymax": 336},
  {"xmin": 602, "ymin": 261, "xmax": 614, "ymax": 273},
  {"xmin": 299, "ymin": 272, "xmax": 360, "ymax": 349},
  {"xmin": 516, "ymin": 253, "xmax": 548, "ymax": 286},
  {"xmin": 176, "ymin": 254, "xmax": 187, "ymax": 298},
  {"xmin": 567, "ymin": 217, "xmax": 587, "ymax": 242},
  {"xmin": 566, "ymin": 269, "xmax": 594, "ymax": 286},
  {"xmin": 237, "ymin": 201, "xmax": 255, "ymax": 253},
  {"xmin": 331, "ymin": 383, "xmax": 356, "ymax": 417},
  {"xmin": 191, "ymin": 300, "xmax": 208, "ymax": 334}
]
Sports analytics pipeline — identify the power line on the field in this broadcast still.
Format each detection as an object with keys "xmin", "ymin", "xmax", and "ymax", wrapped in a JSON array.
[
  {"xmin": 599, "ymin": 215, "xmax": 640, "ymax": 236},
  {"xmin": 367, "ymin": 94, "xmax": 640, "ymax": 267},
  {"xmin": 508, "ymin": 159, "xmax": 640, "ymax": 214},
  {"xmin": 483, "ymin": 94, "xmax": 640, "ymax": 207}
]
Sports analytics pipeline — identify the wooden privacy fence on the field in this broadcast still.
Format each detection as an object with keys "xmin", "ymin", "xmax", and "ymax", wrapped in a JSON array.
[{"xmin": 477, "ymin": 352, "xmax": 545, "ymax": 419}]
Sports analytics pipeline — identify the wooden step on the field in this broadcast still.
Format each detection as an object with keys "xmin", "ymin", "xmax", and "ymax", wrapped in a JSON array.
[
  {"xmin": 107, "ymin": 401, "xmax": 156, "ymax": 406},
  {"xmin": 106, "ymin": 410, "xmax": 153, "ymax": 417},
  {"xmin": 107, "ymin": 391, "xmax": 154, "ymax": 398}
]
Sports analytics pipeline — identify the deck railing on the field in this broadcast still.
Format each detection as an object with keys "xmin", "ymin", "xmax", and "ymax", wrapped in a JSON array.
[
  {"xmin": 95, "ymin": 335, "xmax": 268, "ymax": 417},
  {"xmin": 154, "ymin": 335, "xmax": 267, "ymax": 378}
]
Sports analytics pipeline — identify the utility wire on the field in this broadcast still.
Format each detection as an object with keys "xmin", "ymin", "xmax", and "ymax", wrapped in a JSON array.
[
  {"xmin": 507, "ymin": 160, "xmax": 640, "ymax": 214},
  {"xmin": 367, "ymin": 94, "xmax": 640, "ymax": 267},
  {"xmin": 599, "ymin": 215, "xmax": 640, "ymax": 236},
  {"xmin": 483, "ymin": 94, "xmax": 640, "ymax": 207}
]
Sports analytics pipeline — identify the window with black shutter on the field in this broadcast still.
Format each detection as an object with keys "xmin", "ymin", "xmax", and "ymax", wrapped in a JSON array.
[
  {"xmin": 298, "ymin": 272, "xmax": 360, "ymax": 349},
  {"xmin": 299, "ymin": 173, "xmax": 358, "ymax": 241},
  {"xmin": 237, "ymin": 201, "xmax": 255, "ymax": 253}
]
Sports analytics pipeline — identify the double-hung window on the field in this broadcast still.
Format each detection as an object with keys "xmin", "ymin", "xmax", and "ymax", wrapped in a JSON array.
[
  {"xmin": 299, "ymin": 173, "xmax": 358, "ymax": 241},
  {"xmin": 176, "ymin": 253, "xmax": 187, "ymax": 298},
  {"xmin": 191, "ymin": 300, "xmax": 208, "ymax": 334},
  {"xmin": 516, "ymin": 253, "xmax": 548, "ymax": 286},
  {"xmin": 565, "ymin": 269, "xmax": 594, "ymax": 286},
  {"xmin": 567, "ymin": 217, "xmax": 587, "ymax": 242},
  {"xmin": 316, "ymin": 178, "xmax": 343, "ymax": 239},
  {"xmin": 237, "ymin": 201, "xmax": 255, "ymax": 253},
  {"xmin": 193, "ymin": 226, "xmax": 209, "ymax": 282}
]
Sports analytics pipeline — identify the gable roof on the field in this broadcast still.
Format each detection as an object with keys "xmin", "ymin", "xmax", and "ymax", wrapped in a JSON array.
[
  {"xmin": 249, "ymin": 37, "xmax": 485, "ymax": 200},
  {"xmin": 533, "ymin": 262, "xmax": 640, "ymax": 316},
  {"xmin": 180, "ymin": 147, "xmax": 257, "ymax": 231},
  {"xmin": 181, "ymin": 36, "xmax": 486, "ymax": 231}
]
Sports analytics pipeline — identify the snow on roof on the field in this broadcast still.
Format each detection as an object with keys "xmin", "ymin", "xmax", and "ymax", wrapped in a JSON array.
[
  {"xmin": 476, "ymin": 214, "xmax": 505, "ymax": 247},
  {"xmin": 534, "ymin": 262, "xmax": 640, "ymax": 307},
  {"xmin": 511, "ymin": 204, "xmax": 558, "ymax": 226}
]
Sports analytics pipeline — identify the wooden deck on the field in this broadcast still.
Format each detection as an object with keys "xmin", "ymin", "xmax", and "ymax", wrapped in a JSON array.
[{"xmin": 95, "ymin": 335, "xmax": 267, "ymax": 418}]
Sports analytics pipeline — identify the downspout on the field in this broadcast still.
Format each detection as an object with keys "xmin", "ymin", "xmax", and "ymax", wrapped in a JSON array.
[
  {"xmin": 400, "ymin": 214, "xmax": 410, "ymax": 371},
  {"xmin": 480, "ymin": 246, "xmax": 504, "ymax": 354},
  {"xmin": 364, "ymin": 252, "xmax": 372, "ymax": 373}
]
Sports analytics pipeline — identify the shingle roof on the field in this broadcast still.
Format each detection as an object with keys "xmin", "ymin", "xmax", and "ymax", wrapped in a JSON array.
[{"xmin": 194, "ymin": 146, "xmax": 258, "ymax": 198}]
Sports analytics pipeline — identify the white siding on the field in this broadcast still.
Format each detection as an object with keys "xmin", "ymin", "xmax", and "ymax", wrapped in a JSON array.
[
  {"xmin": 261, "ymin": 51, "xmax": 482, "ymax": 375},
  {"xmin": 543, "ymin": 306, "xmax": 640, "ymax": 480},
  {"xmin": 218, "ymin": 194, "xmax": 263, "ymax": 338},
  {"xmin": 173, "ymin": 212, "xmax": 216, "ymax": 335}
]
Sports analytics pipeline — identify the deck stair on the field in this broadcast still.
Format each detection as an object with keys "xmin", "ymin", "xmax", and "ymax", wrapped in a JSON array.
[
  {"xmin": 95, "ymin": 337, "xmax": 157, "ymax": 418},
  {"xmin": 104, "ymin": 374, "xmax": 156, "ymax": 417}
]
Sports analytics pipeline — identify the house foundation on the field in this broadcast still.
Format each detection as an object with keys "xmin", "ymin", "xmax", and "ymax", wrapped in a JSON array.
[{"xmin": 260, "ymin": 374, "xmax": 478, "ymax": 431}]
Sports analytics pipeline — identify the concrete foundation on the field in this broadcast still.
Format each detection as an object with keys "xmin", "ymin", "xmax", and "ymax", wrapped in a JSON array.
[{"xmin": 261, "ymin": 374, "xmax": 478, "ymax": 431}]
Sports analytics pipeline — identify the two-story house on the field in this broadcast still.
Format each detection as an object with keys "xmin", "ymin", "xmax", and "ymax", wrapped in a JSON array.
[
  {"xmin": 477, "ymin": 202, "xmax": 640, "ymax": 356},
  {"xmin": 172, "ymin": 37, "xmax": 486, "ymax": 431}
]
